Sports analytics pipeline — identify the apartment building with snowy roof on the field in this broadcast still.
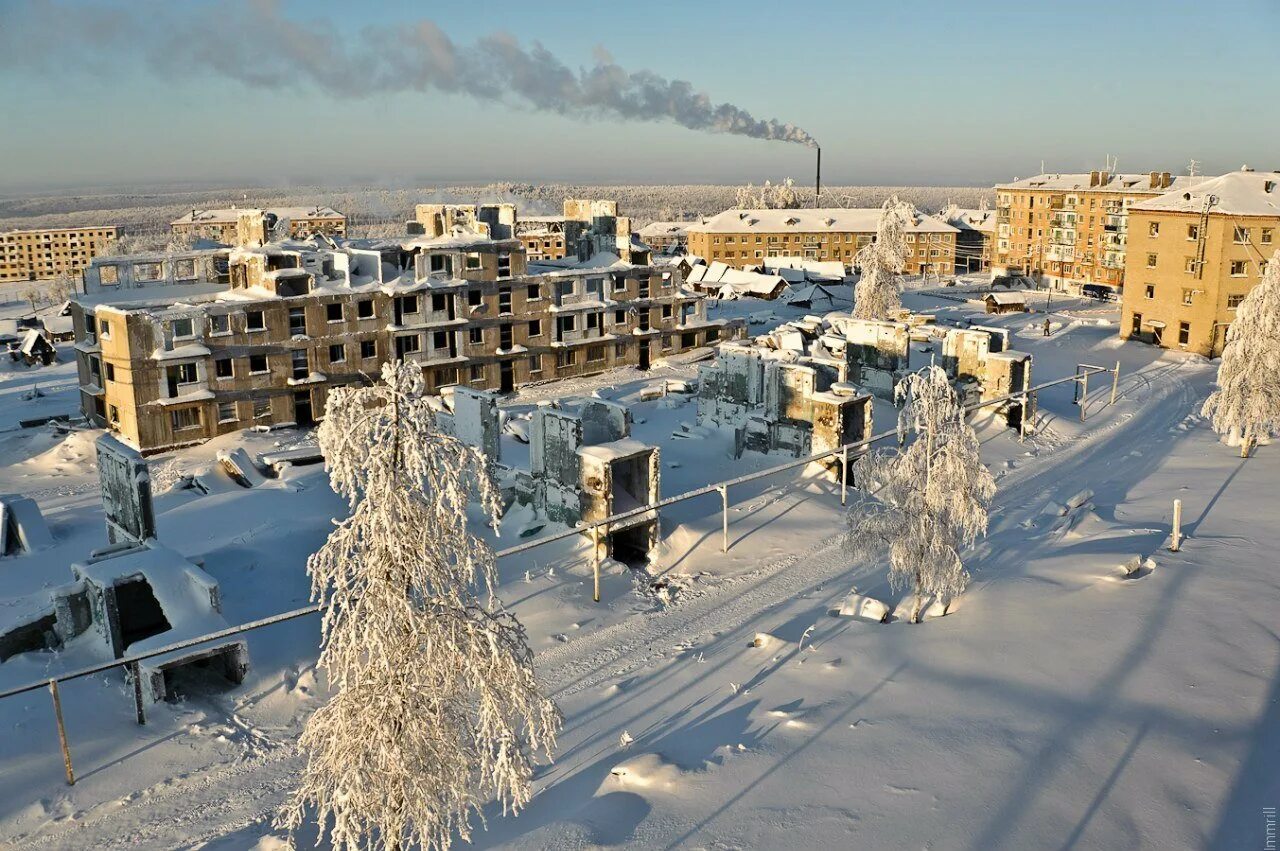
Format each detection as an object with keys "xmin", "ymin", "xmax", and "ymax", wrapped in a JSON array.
[
  {"xmin": 170, "ymin": 206, "xmax": 346, "ymax": 245},
  {"xmin": 0, "ymin": 225, "xmax": 119, "ymax": 283},
  {"xmin": 1120, "ymin": 168, "xmax": 1280, "ymax": 357},
  {"xmin": 638, "ymin": 221, "xmax": 694, "ymax": 254},
  {"xmin": 993, "ymin": 170, "xmax": 1201, "ymax": 294},
  {"xmin": 686, "ymin": 208, "xmax": 957, "ymax": 278},
  {"xmin": 943, "ymin": 207, "xmax": 998, "ymax": 273},
  {"xmin": 72, "ymin": 201, "xmax": 736, "ymax": 452}
]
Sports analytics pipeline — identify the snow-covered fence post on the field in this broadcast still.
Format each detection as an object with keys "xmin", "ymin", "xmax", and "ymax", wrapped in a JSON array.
[
  {"xmin": 1079, "ymin": 370, "xmax": 1089, "ymax": 422},
  {"xmin": 1171, "ymin": 499, "xmax": 1183, "ymax": 551},
  {"xmin": 131, "ymin": 662, "xmax": 145, "ymax": 725},
  {"xmin": 592, "ymin": 524, "xmax": 602, "ymax": 603},
  {"xmin": 840, "ymin": 446, "xmax": 849, "ymax": 506},
  {"xmin": 1110, "ymin": 361, "xmax": 1121, "ymax": 406},
  {"xmin": 719, "ymin": 485, "xmax": 729, "ymax": 552},
  {"xmin": 48, "ymin": 679, "xmax": 74, "ymax": 786}
]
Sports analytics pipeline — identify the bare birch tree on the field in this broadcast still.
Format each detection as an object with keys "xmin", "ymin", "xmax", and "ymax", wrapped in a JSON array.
[
  {"xmin": 846, "ymin": 365, "xmax": 996, "ymax": 622},
  {"xmin": 1202, "ymin": 250, "xmax": 1280, "ymax": 458},
  {"xmin": 852, "ymin": 196, "xmax": 914, "ymax": 320},
  {"xmin": 278, "ymin": 362, "xmax": 559, "ymax": 851}
]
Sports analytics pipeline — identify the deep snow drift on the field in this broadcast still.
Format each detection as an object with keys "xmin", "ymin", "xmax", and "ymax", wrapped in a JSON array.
[{"xmin": 0, "ymin": 286, "xmax": 1275, "ymax": 849}]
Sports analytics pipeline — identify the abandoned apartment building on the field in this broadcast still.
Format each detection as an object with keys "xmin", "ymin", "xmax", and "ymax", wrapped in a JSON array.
[
  {"xmin": 70, "ymin": 201, "xmax": 740, "ymax": 453},
  {"xmin": 170, "ymin": 206, "xmax": 347, "ymax": 245}
]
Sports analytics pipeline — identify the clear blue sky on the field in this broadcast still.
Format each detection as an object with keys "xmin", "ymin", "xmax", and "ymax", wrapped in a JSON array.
[{"xmin": 1, "ymin": 0, "xmax": 1276, "ymax": 191}]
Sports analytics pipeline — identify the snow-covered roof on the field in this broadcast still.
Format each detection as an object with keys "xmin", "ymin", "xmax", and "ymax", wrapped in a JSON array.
[
  {"xmin": 946, "ymin": 208, "xmax": 998, "ymax": 233},
  {"xmin": 689, "ymin": 208, "xmax": 957, "ymax": 235},
  {"xmin": 997, "ymin": 172, "xmax": 1201, "ymax": 195},
  {"xmin": 637, "ymin": 221, "xmax": 692, "ymax": 238},
  {"xmin": 761, "ymin": 257, "xmax": 848, "ymax": 279},
  {"xmin": 985, "ymin": 291, "xmax": 1027, "ymax": 305},
  {"xmin": 18, "ymin": 329, "xmax": 50, "ymax": 355},
  {"xmin": 40, "ymin": 315, "xmax": 74, "ymax": 335},
  {"xmin": 1129, "ymin": 169, "xmax": 1280, "ymax": 218},
  {"xmin": 170, "ymin": 206, "xmax": 344, "ymax": 226},
  {"xmin": 687, "ymin": 262, "xmax": 787, "ymax": 295}
]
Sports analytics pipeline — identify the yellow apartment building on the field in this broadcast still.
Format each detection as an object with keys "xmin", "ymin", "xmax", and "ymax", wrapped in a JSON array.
[
  {"xmin": 0, "ymin": 225, "xmax": 119, "ymax": 283},
  {"xmin": 994, "ymin": 170, "xmax": 1200, "ymax": 293},
  {"xmin": 1120, "ymin": 168, "xmax": 1280, "ymax": 357},
  {"xmin": 686, "ymin": 208, "xmax": 958, "ymax": 277}
]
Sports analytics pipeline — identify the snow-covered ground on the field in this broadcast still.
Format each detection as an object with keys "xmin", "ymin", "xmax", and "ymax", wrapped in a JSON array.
[{"xmin": 0, "ymin": 286, "xmax": 1275, "ymax": 849}]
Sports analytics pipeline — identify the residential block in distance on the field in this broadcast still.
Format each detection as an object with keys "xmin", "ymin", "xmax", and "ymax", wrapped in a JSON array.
[
  {"xmin": 686, "ymin": 207, "xmax": 957, "ymax": 277},
  {"xmin": 0, "ymin": 225, "xmax": 119, "ymax": 283},
  {"xmin": 993, "ymin": 170, "xmax": 1198, "ymax": 294}
]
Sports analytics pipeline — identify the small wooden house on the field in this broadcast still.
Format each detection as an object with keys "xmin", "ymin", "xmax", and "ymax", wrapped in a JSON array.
[{"xmin": 983, "ymin": 292, "xmax": 1028, "ymax": 314}]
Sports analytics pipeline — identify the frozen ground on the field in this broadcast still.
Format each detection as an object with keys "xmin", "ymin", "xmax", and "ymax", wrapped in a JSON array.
[{"xmin": 0, "ymin": 286, "xmax": 1276, "ymax": 849}]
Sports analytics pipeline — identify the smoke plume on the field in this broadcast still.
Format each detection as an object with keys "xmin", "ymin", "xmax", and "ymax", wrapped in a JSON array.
[{"xmin": 3, "ymin": 0, "xmax": 817, "ymax": 148}]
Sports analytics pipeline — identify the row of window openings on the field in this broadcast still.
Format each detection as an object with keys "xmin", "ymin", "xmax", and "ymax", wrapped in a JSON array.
[
  {"xmin": 1149, "ymin": 223, "xmax": 1274, "ymax": 244},
  {"xmin": 165, "ymin": 279, "xmax": 664, "ymax": 341},
  {"xmin": 168, "ymin": 398, "xmax": 275, "ymax": 432},
  {"xmin": 1146, "ymin": 254, "xmax": 1265, "ymax": 277},
  {"xmin": 1142, "ymin": 284, "xmax": 1246, "ymax": 309}
]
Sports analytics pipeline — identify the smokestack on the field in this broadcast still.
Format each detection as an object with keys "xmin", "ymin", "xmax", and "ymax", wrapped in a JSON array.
[{"xmin": 815, "ymin": 146, "xmax": 822, "ymax": 205}]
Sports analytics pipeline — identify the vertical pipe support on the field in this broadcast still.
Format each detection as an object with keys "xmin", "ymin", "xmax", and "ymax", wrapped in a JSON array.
[
  {"xmin": 840, "ymin": 446, "xmax": 849, "ymax": 506},
  {"xmin": 49, "ymin": 680, "xmax": 74, "ymax": 786},
  {"xmin": 719, "ymin": 485, "xmax": 729, "ymax": 553}
]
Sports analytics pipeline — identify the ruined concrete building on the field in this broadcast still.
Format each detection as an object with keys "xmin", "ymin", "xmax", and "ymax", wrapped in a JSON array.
[
  {"xmin": 941, "ymin": 325, "xmax": 1034, "ymax": 425},
  {"xmin": 71, "ymin": 200, "xmax": 738, "ymax": 452},
  {"xmin": 0, "ymin": 436, "xmax": 247, "ymax": 705},
  {"xmin": 520, "ymin": 398, "xmax": 660, "ymax": 563},
  {"xmin": 697, "ymin": 310, "xmax": 1034, "ymax": 457},
  {"xmin": 170, "ymin": 206, "xmax": 347, "ymax": 245},
  {"xmin": 697, "ymin": 340, "xmax": 874, "ymax": 462},
  {"xmin": 438, "ymin": 387, "xmax": 660, "ymax": 563}
]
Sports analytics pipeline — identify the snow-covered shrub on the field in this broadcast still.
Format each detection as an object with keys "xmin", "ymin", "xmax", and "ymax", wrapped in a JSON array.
[
  {"xmin": 1202, "ymin": 249, "xmax": 1280, "ymax": 457},
  {"xmin": 845, "ymin": 365, "xmax": 996, "ymax": 622},
  {"xmin": 278, "ymin": 362, "xmax": 559, "ymax": 851}
]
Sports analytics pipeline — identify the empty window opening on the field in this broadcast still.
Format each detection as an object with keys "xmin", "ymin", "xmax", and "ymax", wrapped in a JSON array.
[{"xmin": 114, "ymin": 577, "xmax": 171, "ymax": 649}]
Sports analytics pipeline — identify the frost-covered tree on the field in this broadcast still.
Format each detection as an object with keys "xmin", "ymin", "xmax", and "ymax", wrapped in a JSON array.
[
  {"xmin": 1202, "ymin": 250, "xmax": 1280, "ymax": 457},
  {"xmin": 852, "ymin": 196, "xmax": 914, "ymax": 320},
  {"xmin": 278, "ymin": 362, "xmax": 560, "ymax": 851},
  {"xmin": 846, "ymin": 365, "xmax": 996, "ymax": 622},
  {"xmin": 771, "ymin": 178, "xmax": 801, "ymax": 210}
]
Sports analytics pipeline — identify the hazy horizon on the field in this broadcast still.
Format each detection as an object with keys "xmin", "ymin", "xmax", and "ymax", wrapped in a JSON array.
[{"xmin": 2, "ymin": 0, "xmax": 1277, "ymax": 192}]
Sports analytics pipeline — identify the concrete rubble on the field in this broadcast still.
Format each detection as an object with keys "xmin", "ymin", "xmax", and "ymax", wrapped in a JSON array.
[{"xmin": 0, "ymin": 436, "xmax": 248, "ymax": 706}]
